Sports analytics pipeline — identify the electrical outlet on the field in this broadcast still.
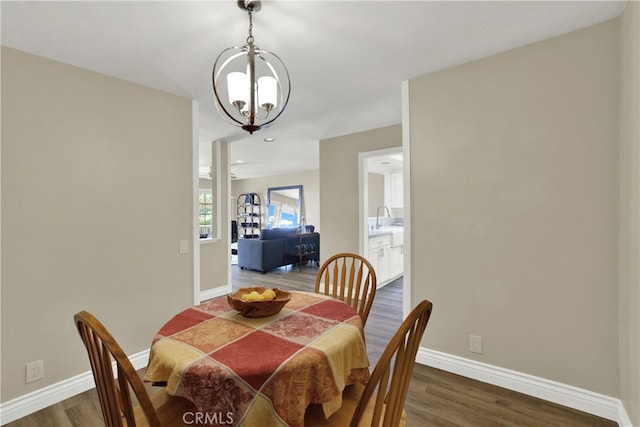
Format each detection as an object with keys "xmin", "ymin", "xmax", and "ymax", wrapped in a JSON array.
[
  {"xmin": 469, "ymin": 335, "xmax": 482, "ymax": 354},
  {"xmin": 26, "ymin": 360, "xmax": 44, "ymax": 383}
]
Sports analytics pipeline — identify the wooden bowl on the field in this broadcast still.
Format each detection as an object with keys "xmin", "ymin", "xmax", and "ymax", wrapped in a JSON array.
[{"xmin": 227, "ymin": 287, "xmax": 291, "ymax": 318}]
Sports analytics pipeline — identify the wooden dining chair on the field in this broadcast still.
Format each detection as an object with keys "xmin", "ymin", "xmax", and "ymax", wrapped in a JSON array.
[
  {"xmin": 315, "ymin": 252, "xmax": 377, "ymax": 326},
  {"xmin": 305, "ymin": 299, "xmax": 433, "ymax": 427},
  {"xmin": 74, "ymin": 311, "xmax": 196, "ymax": 427}
]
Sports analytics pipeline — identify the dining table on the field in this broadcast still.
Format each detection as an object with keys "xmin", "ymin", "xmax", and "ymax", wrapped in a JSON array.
[{"xmin": 143, "ymin": 291, "xmax": 371, "ymax": 427}]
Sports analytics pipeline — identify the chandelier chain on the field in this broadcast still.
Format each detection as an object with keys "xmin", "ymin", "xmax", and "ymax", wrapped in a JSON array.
[{"xmin": 246, "ymin": 11, "xmax": 254, "ymax": 45}]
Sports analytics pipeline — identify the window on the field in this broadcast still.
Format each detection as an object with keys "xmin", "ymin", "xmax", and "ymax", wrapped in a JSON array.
[
  {"xmin": 199, "ymin": 190, "xmax": 213, "ymax": 239},
  {"xmin": 199, "ymin": 140, "xmax": 222, "ymax": 241}
]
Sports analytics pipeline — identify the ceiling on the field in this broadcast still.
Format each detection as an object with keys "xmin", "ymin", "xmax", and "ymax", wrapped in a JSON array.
[
  {"xmin": 368, "ymin": 151, "xmax": 403, "ymax": 175},
  {"xmin": 1, "ymin": 1, "xmax": 626, "ymax": 180}
]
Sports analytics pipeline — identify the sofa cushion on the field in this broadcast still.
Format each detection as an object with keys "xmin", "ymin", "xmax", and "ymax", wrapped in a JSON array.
[{"xmin": 260, "ymin": 227, "xmax": 297, "ymax": 240}]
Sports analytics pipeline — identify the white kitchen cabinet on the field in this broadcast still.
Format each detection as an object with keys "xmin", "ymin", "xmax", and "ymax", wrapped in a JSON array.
[
  {"xmin": 389, "ymin": 245, "xmax": 403, "ymax": 278},
  {"xmin": 368, "ymin": 234, "xmax": 390, "ymax": 284}
]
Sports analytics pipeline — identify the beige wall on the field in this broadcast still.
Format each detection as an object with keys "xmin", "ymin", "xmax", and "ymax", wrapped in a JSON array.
[
  {"xmin": 408, "ymin": 21, "xmax": 620, "ymax": 396},
  {"xmin": 231, "ymin": 169, "xmax": 319, "ymax": 232},
  {"xmin": 619, "ymin": 2, "xmax": 640, "ymax": 424},
  {"xmin": 1, "ymin": 48, "xmax": 194, "ymax": 400},
  {"xmin": 319, "ymin": 125, "xmax": 402, "ymax": 258},
  {"xmin": 368, "ymin": 173, "xmax": 385, "ymax": 217}
]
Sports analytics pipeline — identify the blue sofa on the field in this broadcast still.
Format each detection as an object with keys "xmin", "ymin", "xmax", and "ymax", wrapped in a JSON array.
[{"xmin": 237, "ymin": 226, "xmax": 320, "ymax": 273}]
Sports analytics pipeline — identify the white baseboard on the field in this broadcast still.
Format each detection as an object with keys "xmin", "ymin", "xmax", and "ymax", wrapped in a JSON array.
[
  {"xmin": 1, "ymin": 346, "xmax": 633, "ymax": 426},
  {"xmin": 199, "ymin": 284, "xmax": 231, "ymax": 302},
  {"xmin": 417, "ymin": 348, "xmax": 633, "ymax": 427},
  {"xmin": 0, "ymin": 350, "xmax": 149, "ymax": 426}
]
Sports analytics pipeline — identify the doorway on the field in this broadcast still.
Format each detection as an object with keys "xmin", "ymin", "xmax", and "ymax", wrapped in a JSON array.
[{"xmin": 359, "ymin": 148, "xmax": 404, "ymax": 288}]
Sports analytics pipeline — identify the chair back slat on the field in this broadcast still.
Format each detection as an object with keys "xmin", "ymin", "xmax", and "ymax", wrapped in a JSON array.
[
  {"xmin": 78, "ymin": 324, "xmax": 123, "ymax": 426},
  {"xmin": 343, "ymin": 258, "xmax": 353, "ymax": 302},
  {"xmin": 75, "ymin": 311, "xmax": 162, "ymax": 427},
  {"xmin": 350, "ymin": 300, "xmax": 433, "ymax": 427},
  {"xmin": 340, "ymin": 260, "xmax": 347, "ymax": 300},
  {"xmin": 371, "ymin": 368, "xmax": 390, "ymax": 425},
  {"xmin": 315, "ymin": 253, "xmax": 377, "ymax": 326},
  {"xmin": 352, "ymin": 261, "xmax": 364, "ymax": 307}
]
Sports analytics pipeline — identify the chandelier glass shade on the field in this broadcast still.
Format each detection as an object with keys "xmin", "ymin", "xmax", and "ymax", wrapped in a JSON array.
[{"xmin": 212, "ymin": 1, "xmax": 290, "ymax": 134}]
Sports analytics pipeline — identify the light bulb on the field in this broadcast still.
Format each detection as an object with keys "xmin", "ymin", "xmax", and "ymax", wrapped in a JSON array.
[
  {"xmin": 227, "ymin": 72, "xmax": 248, "ymax": 108},
  {"xmin": 258, "ymin": 76, "xmax": 277, "ymax": 110}
]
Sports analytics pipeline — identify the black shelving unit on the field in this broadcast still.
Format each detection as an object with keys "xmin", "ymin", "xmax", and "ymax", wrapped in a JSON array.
[{"xmin": 237, "ymin": 193, "xmax": 262, "ymax": 238}]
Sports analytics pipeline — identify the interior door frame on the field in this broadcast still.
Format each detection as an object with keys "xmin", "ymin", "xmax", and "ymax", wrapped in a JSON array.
[
  {"xmin": 358, "ymin": 147, "xmax": 403, "ymax": 257},
  {"xmin": 358, "ymin": 146, "xmax": 408, "ymax": 316}
]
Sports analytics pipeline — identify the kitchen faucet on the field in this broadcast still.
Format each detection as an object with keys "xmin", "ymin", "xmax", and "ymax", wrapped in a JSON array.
[{"xmin": 375, "ymin": 205, "xmax": 392, "ymax": 229}]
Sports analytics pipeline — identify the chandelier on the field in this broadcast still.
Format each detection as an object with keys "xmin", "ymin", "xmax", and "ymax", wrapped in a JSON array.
[{"xmin": 212, "ymin": 0, "xmax": 291, "ymax": 134}]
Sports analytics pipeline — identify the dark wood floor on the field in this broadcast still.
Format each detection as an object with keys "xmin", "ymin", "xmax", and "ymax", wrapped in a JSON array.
[{"xmin": 7, "ymin": 264, "xmax": 618, "ymax": 426}]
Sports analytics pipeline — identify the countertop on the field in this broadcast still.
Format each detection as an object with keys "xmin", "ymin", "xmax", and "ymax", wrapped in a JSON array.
[{"xmin": 368, "ymin": 226, "xmax": 403, "ymax": 238}]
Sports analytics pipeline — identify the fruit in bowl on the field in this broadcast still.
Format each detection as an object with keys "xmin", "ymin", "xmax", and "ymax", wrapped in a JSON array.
[
  {"xmin": 227, "ymin": 287, "xmax": 291, "ymax": 318},
  {"xmin": 241, "ymin": 288, "xmax": 277, "ymax": 302}
]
